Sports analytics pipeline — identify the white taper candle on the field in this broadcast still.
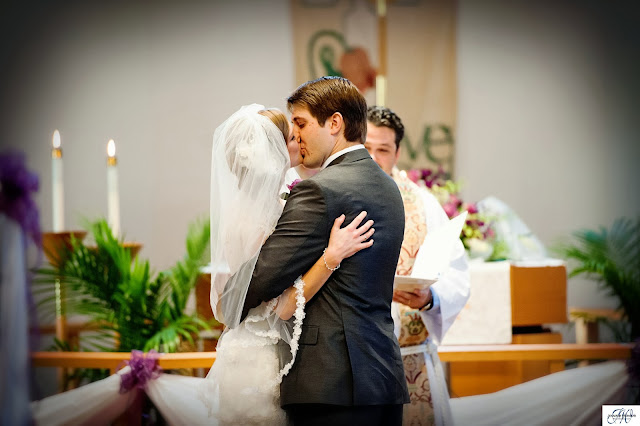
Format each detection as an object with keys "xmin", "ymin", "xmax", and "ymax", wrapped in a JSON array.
[
  {"xmin": 107, "ymin": 139, "xmax": 120, "ymax": 237},
  {"xmin": 52, "ymin": 130, "xmax": 64, "ymax": 232}
]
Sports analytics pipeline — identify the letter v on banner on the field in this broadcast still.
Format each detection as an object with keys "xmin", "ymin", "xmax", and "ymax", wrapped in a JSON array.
[{"xmin": 400, "ymin": 124, "xmax": 455, "ymax": 173}]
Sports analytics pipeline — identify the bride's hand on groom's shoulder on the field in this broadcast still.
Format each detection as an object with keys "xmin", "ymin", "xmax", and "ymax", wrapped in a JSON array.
[{"xmin": 325, "ymin": 211, "xmax": 375, "ymax": 266}]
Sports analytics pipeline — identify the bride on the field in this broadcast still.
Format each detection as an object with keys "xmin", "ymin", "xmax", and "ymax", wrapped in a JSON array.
[{"xmin": 202, "ymin": 103, "xmax": 375, "ymax": 425}]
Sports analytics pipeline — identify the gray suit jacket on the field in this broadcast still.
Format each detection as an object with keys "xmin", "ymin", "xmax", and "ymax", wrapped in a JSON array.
[{"xmin": 242, "ymin": 148, "xmax": 409, "ymax": 407}]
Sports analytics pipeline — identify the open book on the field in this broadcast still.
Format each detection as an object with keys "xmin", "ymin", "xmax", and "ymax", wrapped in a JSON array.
[{"xmin": 394, "ymin": 211, "xmax": 467, "ymax": 292}]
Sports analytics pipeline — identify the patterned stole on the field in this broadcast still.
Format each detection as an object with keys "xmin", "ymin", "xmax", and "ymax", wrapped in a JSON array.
[
  {"xmin": 393, "ymin": 169, "xmax": 437, "ymax": 425},
  {"xmin": 392, "ymin": 169, "xmax": 430, "ymax": 347}
]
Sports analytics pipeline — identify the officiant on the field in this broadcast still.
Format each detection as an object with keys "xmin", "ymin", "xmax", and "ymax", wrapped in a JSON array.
[{"xmin": 365, "ymin": 106, "xmax": 470, "ymax": 426}]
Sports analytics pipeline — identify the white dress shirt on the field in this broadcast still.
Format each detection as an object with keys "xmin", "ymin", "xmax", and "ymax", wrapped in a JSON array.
[{"xmin": 321, "ymin": 144, "xmax": 366, "ymax": 170}]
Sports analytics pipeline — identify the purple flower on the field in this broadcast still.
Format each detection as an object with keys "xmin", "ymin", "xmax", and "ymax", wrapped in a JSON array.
[
  {"xmin": 484, "ymin": 228, "xmax": 495, "ymax": 239},
  {"xmin": 407, "ymin": 169, "xmax": 421, "ymax": 184},
  {"xmin": 0, "ymin": 151, "xmax": 41, "ymax": 247},
  {"xmin": 449, "ymin": 195, "xmax": 462, "ymax": 208},
  {"xmin": 443, "ymin": 202, "xmax": 458, "ymax": 219},
  {"xmin": 405, "ymin": 167, "xmax": 497, "ymax": 250},
  {"xmin": 119, "ymin": 350, "xmax": 162, "ymax": 393},
  {"xmin": 287, "ymin": 179, "xmax": 302, "ymax": 192}
]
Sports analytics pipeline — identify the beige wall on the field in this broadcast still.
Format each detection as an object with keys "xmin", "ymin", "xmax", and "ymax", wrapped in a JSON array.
[
  {"xmin": 1, "ymin": 1, "xmax": 295, "ymax": 270},
  {"xmin": 456, "ymin": 1, "xmax": 640, "ymax": 320}
]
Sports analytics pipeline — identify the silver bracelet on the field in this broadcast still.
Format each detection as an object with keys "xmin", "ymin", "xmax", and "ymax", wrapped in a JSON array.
[{"xmin": 322, "ymin": 248, "xmax": 340, "ymax": 271}]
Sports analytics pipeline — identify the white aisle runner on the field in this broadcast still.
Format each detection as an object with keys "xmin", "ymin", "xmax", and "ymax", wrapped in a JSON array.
[{"xmin": 450, "ymin": 360, "xmax": 629, "ymax": 426}]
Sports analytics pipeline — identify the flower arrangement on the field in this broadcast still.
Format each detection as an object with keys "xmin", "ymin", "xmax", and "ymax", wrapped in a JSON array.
[{"xmin": 407, "ymin": 167, "xmax": 506, "ymax": 260}]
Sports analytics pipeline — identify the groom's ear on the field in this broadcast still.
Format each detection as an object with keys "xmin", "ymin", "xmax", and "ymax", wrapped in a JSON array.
[{"xmin": 328, "ymin": 112, "xmax": 344, "ymax": 136}]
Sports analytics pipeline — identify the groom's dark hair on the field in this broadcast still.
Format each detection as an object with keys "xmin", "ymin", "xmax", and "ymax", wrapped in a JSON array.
[{"xmin": 287, "ymin": 76, "xmax": 367, "ymax": 143}]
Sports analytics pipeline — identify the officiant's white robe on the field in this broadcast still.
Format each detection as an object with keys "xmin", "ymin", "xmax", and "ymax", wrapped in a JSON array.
[
  {"xmin": 394, "ymin": 188, "xmax": 470, "ymax": 344},
  {"xmin": 390, "ymin": 172, "xmax": 470, "ymax": 426}
]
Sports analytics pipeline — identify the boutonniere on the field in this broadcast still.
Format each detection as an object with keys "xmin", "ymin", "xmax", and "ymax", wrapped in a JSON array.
[
  {"xmin": 287, "ymin": 179, "xmax": 302, "ymax": 191},
  {"xmin": 281, "ymin": 179, "xmax": 302, "ymax": 201}
]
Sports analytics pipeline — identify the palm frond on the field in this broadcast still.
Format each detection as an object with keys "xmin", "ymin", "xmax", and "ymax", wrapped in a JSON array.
[
  {"xmin": 143, "ymin": 315, "xmax": 208, "ymax": 353},
  {"xmin": 162, "ymin": 217, "xmax": 210, "ymax": 311},
  {"xmin": 33, "ymin": 217, "xmax": 212, "ymax": 365},
  {"xmin": 555, "ymin": 216, "xmax": 640, "ymax": 340}
]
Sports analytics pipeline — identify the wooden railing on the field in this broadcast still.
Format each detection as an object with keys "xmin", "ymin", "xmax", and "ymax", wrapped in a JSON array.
[
  {"xmin": 31, "ymin": 351, "xmax": 218, "ymax": 375},
  {"xmin": 438, "ymin": 343, "xmax": 631, "ymax": 362},
  {"xmin": 31, "ymin": 343, "xmax": 632, "ymax": 376}
]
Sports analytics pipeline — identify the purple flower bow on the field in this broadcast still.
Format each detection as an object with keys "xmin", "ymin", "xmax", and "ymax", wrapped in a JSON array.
[
  {"xmin": 0, "ymin": 151, "xmax": 41, "ymax": 247},
  {"xmin": 287, "ymin": 179, "xmax": 302, "ymax": 192},
  {"xmin": 119, "ymin": 350, "xmax": 162, "ymax": 394}
]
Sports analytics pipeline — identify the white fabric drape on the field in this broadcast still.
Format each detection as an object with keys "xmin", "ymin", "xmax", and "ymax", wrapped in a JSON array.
[
  {"xmin": 450, "ymin": 361, "xmax": 629, "ymax": 426},
  {"xmin": 31, "ymin": 359, "xmax": 630, "ymax": 425},
  {"xmin": 30, "ymin": 367, "xmax": 215, "ymax": 426},
  {"xmin": 30, "ymin": 367, "xmax": 140, "ymax": 426},
  {"xmin": 1, "ymin": 215, "xmax": 32, "ymax": 425}
]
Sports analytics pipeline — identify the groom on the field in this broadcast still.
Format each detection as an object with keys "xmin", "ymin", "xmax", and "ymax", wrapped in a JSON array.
[{"xmin": 242, "ymin": 76, "xmax": 409, "ymax": 425}]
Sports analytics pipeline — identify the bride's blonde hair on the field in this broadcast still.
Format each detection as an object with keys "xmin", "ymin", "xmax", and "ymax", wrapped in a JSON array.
[{"xmin": 259, "ymin": 109, "xmax": 289, "ymax": 145}]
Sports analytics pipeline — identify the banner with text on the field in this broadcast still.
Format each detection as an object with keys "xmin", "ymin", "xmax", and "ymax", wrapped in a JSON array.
[{"xmin": 291, "ymin": 0, "xmax": 457, "ymax": 175}]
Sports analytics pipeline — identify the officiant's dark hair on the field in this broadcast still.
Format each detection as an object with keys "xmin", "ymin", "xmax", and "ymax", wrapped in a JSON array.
[
  {"xmin": 259, "ymin": 109, "xmax": 289, "ymax": 145},
  {"xmin": 367, "ymin": 106, "xmax": 405, "ymax": 149},
  {"xmin": 287, "ymin": 76, "xmax": 367, "ymax": 143}
]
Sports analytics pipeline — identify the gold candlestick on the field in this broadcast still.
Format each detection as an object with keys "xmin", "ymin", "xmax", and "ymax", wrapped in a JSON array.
[
  {"xmin": 42, "ymin": 231, "xmax": 88, "ymax": 338},
  {"xmin": 42, "ymin": 231, "xmax": 87, "ymax": 269},
  {"xmin": 86, "ymin": 241, "xmax": 143, "ymax": 261},
  {"xmin": 42, "ymin": 230, "xmax": 87, "ymax": 391}
]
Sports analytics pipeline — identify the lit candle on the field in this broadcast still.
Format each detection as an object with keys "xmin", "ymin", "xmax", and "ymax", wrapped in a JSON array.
[
  {"xmin": 52, "ymin": 130, "xmax": 64, "ymax": 232},
  {"xmin": 106, "ymin": 139, "xmax": 120, "ymax": 237}
]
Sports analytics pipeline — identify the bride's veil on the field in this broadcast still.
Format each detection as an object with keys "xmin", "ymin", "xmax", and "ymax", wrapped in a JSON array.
[{"xmin": 209, "ymin": 104, "xmax": 290, "ymax": 330}]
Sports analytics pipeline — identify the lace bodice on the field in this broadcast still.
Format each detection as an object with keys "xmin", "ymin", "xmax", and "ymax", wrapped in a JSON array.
[{"xmin": 199, "ymin": 277, "xmax": 305, "ymax": 425}]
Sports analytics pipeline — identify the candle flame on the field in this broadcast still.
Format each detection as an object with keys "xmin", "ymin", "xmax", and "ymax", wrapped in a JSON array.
[
  {"xmin": 107, "ymin": 139, "xmax": 116, "ymax": 157},
  {"xmin": 53, "ymin": 130, "xmax": 61, "ymax": 149}
]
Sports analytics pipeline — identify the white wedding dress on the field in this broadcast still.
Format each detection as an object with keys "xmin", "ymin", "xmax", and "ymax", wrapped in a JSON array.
[
  {"xmin": 199, "ymin": 275, "xmax": 305, "ymax": 426},
  {"xmin": 207, "ymin": 318, "xmax": 287, "ymax": 425}
]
